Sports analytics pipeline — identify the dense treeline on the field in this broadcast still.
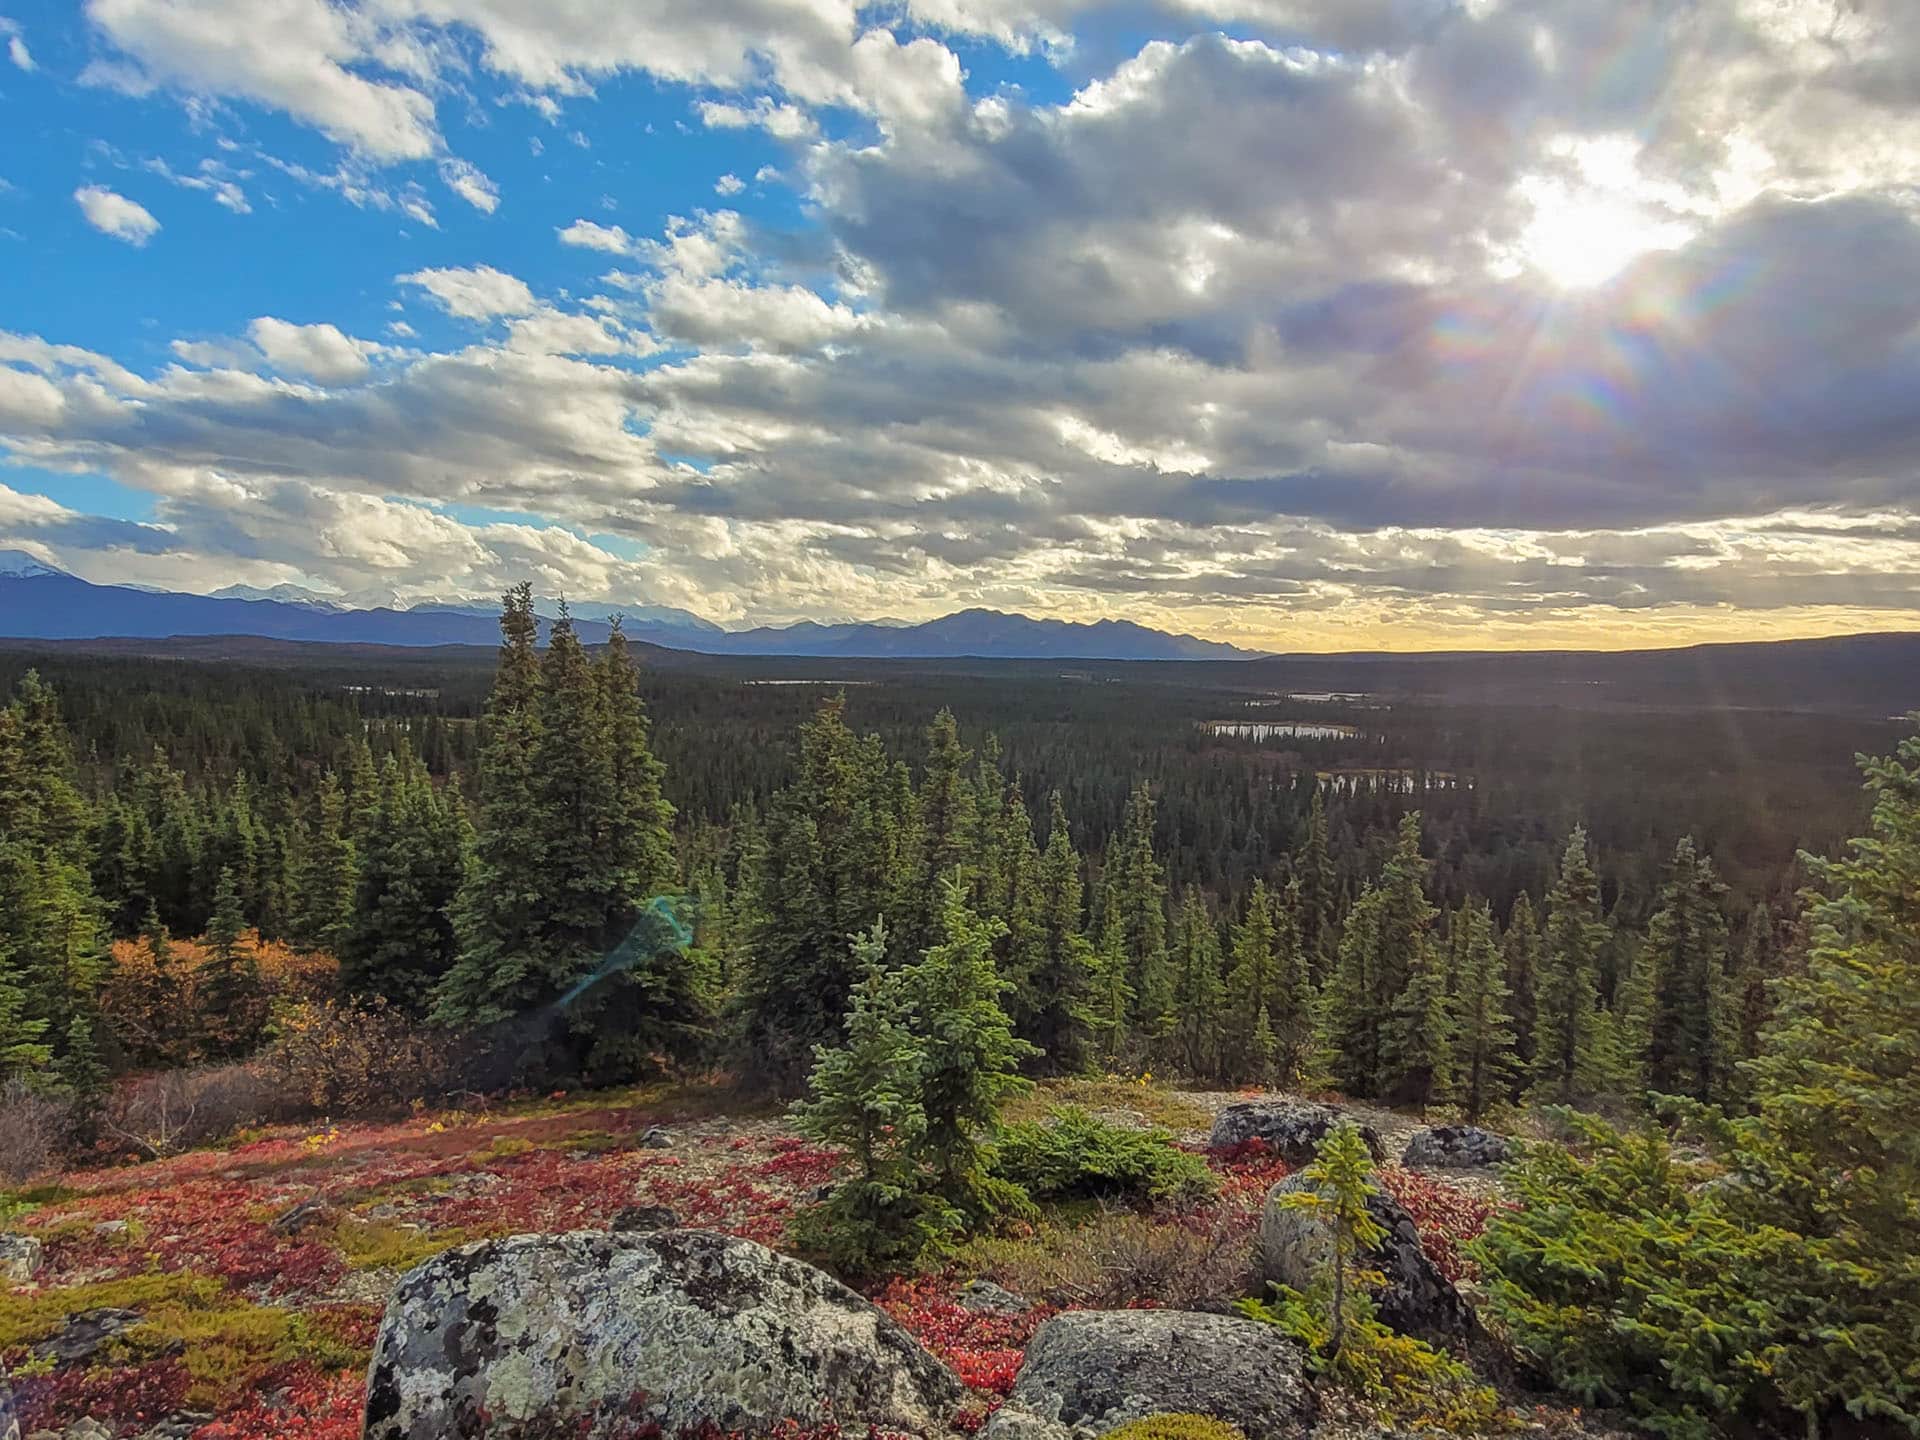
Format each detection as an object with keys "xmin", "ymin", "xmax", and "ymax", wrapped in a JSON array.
[
  {"xmin": 3, "ymin": 596, "xmax": 1916, "ymax": 1437},
  {"xmin": 0, "ymin": 591, "xmax": 1837, "ymax": 1121}
]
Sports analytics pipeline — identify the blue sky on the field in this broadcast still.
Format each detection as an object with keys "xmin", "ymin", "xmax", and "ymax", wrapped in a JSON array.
[{"xmin": 3, "ymin": 1, "xmax": 1920, "ymax": 648}]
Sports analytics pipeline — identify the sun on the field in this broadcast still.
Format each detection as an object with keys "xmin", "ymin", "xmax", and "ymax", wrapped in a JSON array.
[{"xmin": 1516, "ymin": 175, "xmax": 1697, "ymax": 289}]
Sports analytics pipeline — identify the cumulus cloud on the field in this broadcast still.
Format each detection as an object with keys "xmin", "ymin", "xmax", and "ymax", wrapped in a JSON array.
[
  {"xmin": 246, "ymin": 317, "xmax": 378, "ymax": 382},
  {"xmin": 557, "ymin": 219, "xmax": 636, "ymax": 253},
  {"xmin": 439, "ymin": 158, "xmax": 500, "ymax": 213},
  {"xmin": 397, "ymin": 264, "xmax": 536, "ymax": 319},
  {"xmin": 20, "ymin": 0, "xmax": 1920, "ymax": 643},
  {"xmin": 73, "ymin": 184, "xmax": 160, "ymax": 244}
]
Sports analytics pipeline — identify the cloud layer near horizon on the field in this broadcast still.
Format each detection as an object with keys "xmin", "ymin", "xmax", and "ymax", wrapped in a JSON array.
[{"xmin": 6, "ymin": 0, "xmax": 1920, "ymax": 648}]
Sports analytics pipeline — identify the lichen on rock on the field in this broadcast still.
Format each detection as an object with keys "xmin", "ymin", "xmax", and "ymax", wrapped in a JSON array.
[
  {"xmin": 362, "ymin": 1228, "xmax": 964, "ymax": 1439},
  {"xmin": 984, "ymin": 1310, "xmax": 1315, "ymax": 1440}
]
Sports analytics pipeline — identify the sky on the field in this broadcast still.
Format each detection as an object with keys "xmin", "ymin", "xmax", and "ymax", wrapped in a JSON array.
[{"xmin": 2, "ymin": 0, "xmax": 1920, "ymax": 650}]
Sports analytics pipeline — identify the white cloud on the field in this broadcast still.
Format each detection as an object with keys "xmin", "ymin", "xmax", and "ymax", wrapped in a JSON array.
[
  {"xmin": 397, "ymin": 263, "xmax": 536, "ymax": 319},
  {"xmin": 557, "ymin": 218, "xmax": 635, "ymax": 253},
  {"xmin": 714, "ymin": 172, "xmax": 745, "ymax": 196},
  {"xmin": 439, "ymin": 157, "xmax": 501, "ymax": 213},
  {"xmin": 84, "ymin": 0, "xmax": 440, "ymax": 159},
  {"xmin": 246, "ymin": 317, "xmax": 376, "ymax": 382},
  {"xmin": 7, "ymin": 34, "xmax": 31, "ymax": 71},
  {"xmin": 144, "ymin": 156, "xmax": 252, "ymax": 214},
  {"xmin": 73, "ymin": 184, "xmax": 161, "ymax": 245}
]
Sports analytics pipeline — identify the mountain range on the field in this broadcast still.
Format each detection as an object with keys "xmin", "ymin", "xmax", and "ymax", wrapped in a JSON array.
[{"xmin": 0, "ymin": 552, "xmax": 1254, "ymax": 660}]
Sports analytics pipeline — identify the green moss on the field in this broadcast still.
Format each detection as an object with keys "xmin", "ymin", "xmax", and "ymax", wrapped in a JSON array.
[
  {"xmin": 1104, "ymin": 1415, "xmax": 1247, "ymax": 1440},
  {"xmin": 477, "ymin": 1135, "xmax": 533, "ymax": 1161},
  {"xmin": 115, "ymin": 1285, "xmax": 370, "ymax": 1407},
  {"xmin": 0, "ymin": 1273, "xmax": 221, "ymax": 1351},
  {"xmin": 334, "ymin": 1217, "xmax": 468, "ymax": 1272}
]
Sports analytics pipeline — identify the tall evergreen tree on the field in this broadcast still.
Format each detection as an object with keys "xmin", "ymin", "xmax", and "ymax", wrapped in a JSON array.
[
  {"xmin": 1450, "ymin": 899, "xmax": 1516, "ymax": 1121},
  {"xmin": 288, "ymin": 772, "xmax": 357, "ymax": 957},
  {"xmin": 737, "ymin": 698, "xmax": 901, "ymax": 1091},
  {"xmin": 342, "ymin": 748, "xmax": 468, "ymax": 1010},
  {"xmin": 1731, "ymin": 731, "xmax": 1920, "ymax": 1433},
  {"xmin": 1170, "ymin": 886, "xmax": 1224, "ymax": 1078},
  {"xmin": 1297, "ymin": 789, "xmax": 1338, "ymax": 979},
  {"xmin": 1503, "ymin": 893, "xmax": 1540, "ymax": 1080},
  {"xmin": 198, "ymin": 865, "xmax": 265, "ymax": 1058},
  {"xmin": 437, "ymin": 585, "xmax": 546, "ymax": 1025},
  {"xmin": 893, "ymin": 710, "xmax": 977, "ymax": 958},
  {"xmin": 1021, "ymin": 793, "xmax": 1095, "ymax": 1075},
  {"xmin": 899, "ymin": 882, "xmax": 1036, "ymax": 1204},
  {"xmin": 1643, "ymin": 837, "xmax": 1733, "ymax": 1103},
  {"xmin": 1224, "ymin": 879, "xmax": 1279, "ymax": 1082},
  {"xmin": 1327, "ymin": 813, "xmax": 1434, "ymax": 1099},
  {"xmin": 1532, "ymin": 827, "xmax": 1607, "ymax": 1103},
  {"xmin": 1107, "ymin": 782, "xmax": 1172, "ymax": 1044}
]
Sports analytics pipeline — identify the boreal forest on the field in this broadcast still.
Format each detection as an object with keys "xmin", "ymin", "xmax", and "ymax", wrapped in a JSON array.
[{"xmin": 0, "ymin": 590, "xmax": 1913, "ymax": 1440}]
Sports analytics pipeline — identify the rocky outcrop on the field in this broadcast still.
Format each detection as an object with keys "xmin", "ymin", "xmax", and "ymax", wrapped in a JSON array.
[
  {"xmin": 362, "ymin": 1229, "xmax": 963, "ymax": 1439},
  {"xmin": 984, "ymin": 1310, "xmax": 1315, "ymax": 1440},
  {"xmin": 1206, "ymin": 1102, "xmax": 1384, "ymax": 1165},
  {"xmin": 608, "ymin": 1204, "xmax": 679, "ymax": 1232},
  {"xmin": 1256, "ymin": 1175, "xmax": 1474, "ymax": 1344},
  {"xmin": 35, "ymin": 1309, "xmax": 142, "ymax": 1366},
  {"xmin": 1401, "ymin": 1125, "xmax": 1512, "ymax": 1169},
  {"xmin": 1, "ymin": 1359, "xmax": 17, "ymax": 1440},
  {"xmin": 0, "ymin": 1235, "xmax": 41, "ymax": 1284},
  {"xmin": 959, "ymin": 1279, "xmax": 1029, "ymax": 1315}
]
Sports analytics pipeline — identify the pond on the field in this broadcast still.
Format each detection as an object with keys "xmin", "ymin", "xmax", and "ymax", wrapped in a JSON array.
[{"xmin": 1205, "ymin": 720, "xmax": 1359, "ymax": 741}]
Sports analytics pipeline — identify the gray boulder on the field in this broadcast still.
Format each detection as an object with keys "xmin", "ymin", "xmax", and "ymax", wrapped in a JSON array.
[
  {"xmin": 608, "ymin": 1203, "xmax": 679, "ymax": 1232},
  {"xmin": 0, "ymin": 1235, "xmax": 40, "ymax": 1284},
  {"xmin": 959, "ymin": 1279, "xmax": 1029, "ymax": 1316},
  {"xmin": 1, "ymin": 1360, "xmax": 17, "ymax": 1440},
  {"xmin": 1207, "ymin": 1101, "xmax": 1384, "ymax": 1165},
  {"xmin": 362, "ymin": 1229, "xmax": 963, "ymax": 1439},
  {"xmin": 1402, "ymin": 1125, "xmax": 1512, "ymax": 1169},
  {"xmin": 36, "ymin": 1309, "xmax": 143, "ymax": 1366},
  {"xmin": 638, "ymin": 1125, "xmax": 673, "ymax": 1149},
  {"xmin": 1257, "ymin": 1174, "xmax": 1475, "ymax": 1344},
  {"xmin": 984, "ymin": 1310, "xmax": 1315, "ymax": 1440}
]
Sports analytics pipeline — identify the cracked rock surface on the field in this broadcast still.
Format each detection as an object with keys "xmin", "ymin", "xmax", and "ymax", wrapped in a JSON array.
[{"xmin": 362, "ymin": 1228, "xmax": 964, "ymax": 1439}]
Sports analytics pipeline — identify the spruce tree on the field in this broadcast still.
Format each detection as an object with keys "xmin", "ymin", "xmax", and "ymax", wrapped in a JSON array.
[
  {"xmin": 1108, "ymin": 782, "xmax": 1172, "ymax": 1043},
  {"xmin": 1450, "ymin": 899, "xmax": 1516, "ymax": 1121},
  {"xmin": 893, "ymin": 710, "xmax": 976, "ymax": 958},
  {"xmin": 790, "ymin": 923, "xmax": 951, "ymax": 1270},
  {"xmin": 1532, "ymin": 827, "xmax": 1606, "ymax": 1103},
  {"xmin": 898, "ymin": 882, "xmax": 1036, "ymax": 1206},
  {"xmin": 1023, "ymin": 793, "xmax": 1095, "ymax": 1075},
  {"xmin": 1170, "ymin": 886, "xmax": 1224, "ymax": 1078},
  {"xmin": 738, "ymin": 698, "xmax": 901, "ymax": 1091},
  {"xmin": 437, "ymin": 585, "xmax": 546, "ymax": 1025},
  {"xmin": 342, "ymin": 748, "xmax": 467, "ymax": 1010},
  {"xmin": 1644, "ymin": 837, "xmax": 1733, "ymax": 1103},
  {"xmin": 1732, "ymin": 731, "xmax": 1920, "ymax": 1434},
  {"xmin": 1090, "ymin": 899, "xmax": 1134, "ymax": 1068},
  {"xmin": 1224, "ymin": 880, "xmax": 1279, "ymax": 1082},
  {"xmin": 1503, "ymin": 893, "xmax": 1540, "ymax": 1080},
  {"xmin": 1271, "ymin": 878, "xmax": 1317, "ymax": 1087},
  {"xmin": 198, "ymin": 866, "xmax": 265, "ymax": 1058},
  {"xmin": 1328, "ymin": 814, "xmax": 1435, "ymax": 1099},
  {"xmin": 1297, "ymin": 789, "xmax": 1338, "ymax": 979},
  {"xmin": 289, "ymin": 772, "xmax": 357, "ymax": 957}
]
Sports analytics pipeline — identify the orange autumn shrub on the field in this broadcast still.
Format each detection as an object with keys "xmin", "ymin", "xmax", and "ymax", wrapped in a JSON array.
[
  {"xmin": 256, "ymin": 997, "xmax": 459, "ymax": 1115},
  {"xmin": 104, "ymin": 931, "xmax": 339, "ymax": 1069}
]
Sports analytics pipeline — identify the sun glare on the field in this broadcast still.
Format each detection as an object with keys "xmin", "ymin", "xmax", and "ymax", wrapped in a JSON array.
[{"xmin": 1517, "ymin": 175, "xmax": 1697, "ymax": 289}]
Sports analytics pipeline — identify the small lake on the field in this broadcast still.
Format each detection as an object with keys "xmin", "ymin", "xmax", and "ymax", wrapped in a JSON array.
[{"xmin": 1206, "ymin": 720, "xmax": 1359, "ymax": 741}]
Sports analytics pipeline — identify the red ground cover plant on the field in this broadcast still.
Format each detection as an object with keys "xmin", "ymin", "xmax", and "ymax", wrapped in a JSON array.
[
  {"xmin": 870, "ymin": 1278, "xmax": 1055, "ymax": 1397},
  {"xmin": 188, "ymin": 1363, "xmax": 365, "ymax": 1440},
  {"xmin": 14, "ymin": 1359, "xmax": 195, "ymax": 1434},
  {"xmin": 1374, "ymin": 1165, "xmax": 1512, "ymax": 1283}
]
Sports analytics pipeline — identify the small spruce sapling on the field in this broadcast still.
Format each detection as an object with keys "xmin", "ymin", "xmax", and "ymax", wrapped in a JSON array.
[{"xmin": 1281, "ymin": 1119, "xmax": 1388, "ymax": 1358}]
